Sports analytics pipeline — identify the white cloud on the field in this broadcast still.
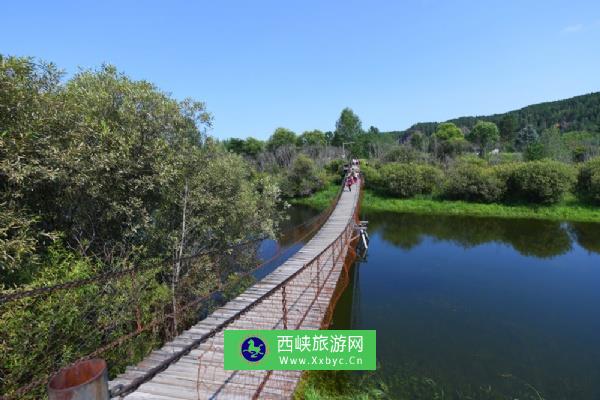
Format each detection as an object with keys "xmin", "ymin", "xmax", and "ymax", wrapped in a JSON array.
[{"xmin": 561, "ymin": 24, "xmax": 583, "ymax": 33}]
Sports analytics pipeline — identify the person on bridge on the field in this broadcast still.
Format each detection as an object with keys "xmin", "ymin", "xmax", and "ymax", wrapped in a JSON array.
[{"xmin": 346, "ymin": 175, "xmax": 353, "ymax": 191}]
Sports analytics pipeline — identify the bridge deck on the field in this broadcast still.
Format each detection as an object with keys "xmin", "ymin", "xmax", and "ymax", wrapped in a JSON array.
[{"xmin": 111, "ymin": 180, "xmax": 361, "ymax": 400}]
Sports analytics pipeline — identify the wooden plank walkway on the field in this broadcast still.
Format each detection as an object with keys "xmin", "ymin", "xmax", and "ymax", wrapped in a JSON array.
[{"xmin": 110, "ymin": 179, "xmax": 361, "ymax": 400}]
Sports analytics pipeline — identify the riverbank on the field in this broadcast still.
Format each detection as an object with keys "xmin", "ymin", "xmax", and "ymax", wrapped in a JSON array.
[
  {"xmin": 291, "ymin": 184, "xmax": 600, "ymax": 223},
  {"xmin": 289, "ymin": 183, "xmax": 341, "ymax": 210}
]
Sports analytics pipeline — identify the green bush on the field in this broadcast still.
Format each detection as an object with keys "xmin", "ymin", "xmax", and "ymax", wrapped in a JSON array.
[
  {"xmin": 282, "ymin": 154, "xmax": 325, "ymax": 197},
  {"xmin": 524, "ymin": 142, "xmax": 545, "ymax": 161},
  {"xmin": 0, "ymin": 242, "xmax": 170, "ymax": 399},
  {"xmin": 443, "ymin": 164, "xmax": 505, "ymax": 203},
  {"xmin": 378, "ymin": 163, "xmax": 443, "ymax": 198},
  {"xmin": 382, "ymin": 146, "xmax": 423, "ymax": 163},
  {"xmin": 487, "ymin": 152, "xmax": 523, "ymax": 165},
  {"xmin": 418, "ymin": 164, "xmax": 445, "ymax": 195},
  {"xmin": 360, "ymin": 164, "xmax": 383, "ymax": 191},
  {"xmin": 325, "ymin": 158, "xmax": 345, "ymax": 175},
  {"xmin": 508, "ymin": 160, "xmax": 576, "ymax": 204},
  {"xmin": 576, "ymin": 157, "xmax": 600, "ymax": 204},
  {"xmin": 493, "ymin": 161, "xmax": 520, "ymax": 180},
  {"xmin": 454, "ymin": 154, "xmax": 488, "ymax": 167}
]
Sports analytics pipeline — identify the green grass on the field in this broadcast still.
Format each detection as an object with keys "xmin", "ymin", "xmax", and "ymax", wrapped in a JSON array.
[
  {"xmin": 363, "ymin": 190, "xmax": 600, "ymax": 223},
  {"xmin": 289, "ymin": 183, "xmax": 341, "ymax": 210},
  {"xmin": 293, "ymin": 371, "xmax": 388, "ymax": 400},
  {"xmin": 289, "ymin": 184, "xmax": 600, "ymax": 223}
]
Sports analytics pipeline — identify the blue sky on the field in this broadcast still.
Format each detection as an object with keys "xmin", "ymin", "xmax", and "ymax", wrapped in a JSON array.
[{"xmin": 3, "ymin": 0, "xmax": 600, "ymax": 140}]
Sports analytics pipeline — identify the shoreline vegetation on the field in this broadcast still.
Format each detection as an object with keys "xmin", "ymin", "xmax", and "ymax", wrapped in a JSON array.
[{"xmin": 291, "ymin": 184, "xmax": 600, "ymax": 223}]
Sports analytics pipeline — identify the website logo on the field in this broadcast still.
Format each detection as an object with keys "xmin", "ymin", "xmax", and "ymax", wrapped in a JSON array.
[
  {"xmin": 241, "ymin": 336, "xmax": 266, "ymax": 362},
  {"xmin": 225, "ymin": 330, "xmax": 376, "ymax": 370}
]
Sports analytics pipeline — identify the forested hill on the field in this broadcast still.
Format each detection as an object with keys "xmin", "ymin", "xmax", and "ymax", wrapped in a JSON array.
[{"xmin": 403, "ymin": 91, "xmax": 600, "ymax": 136}]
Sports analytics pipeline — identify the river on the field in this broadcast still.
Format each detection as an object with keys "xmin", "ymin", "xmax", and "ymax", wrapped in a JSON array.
[{"xmin": 328, "ymin": 212, "xmax": 600, "ymax": 399}]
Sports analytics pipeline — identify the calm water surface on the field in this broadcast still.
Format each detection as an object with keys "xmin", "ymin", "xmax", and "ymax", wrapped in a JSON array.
[
  {"xmin": 331, "ymin": 212, "xmax": 600, "ymax": 400},
  {"xmin": 255, "ymin": 205, "xmax": 322, "ymax": 279}
]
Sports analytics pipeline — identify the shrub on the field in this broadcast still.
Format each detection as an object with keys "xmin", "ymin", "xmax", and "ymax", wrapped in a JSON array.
[
  {"xmin": 493, "ymin": 162, "xmax": 520, "ymax": 189},
  {"xmin": 325, "ymin": 158, "xmax": 345, "ymax": 175},
  {"xmin": 418, "ymin": 164, "xmax": 445, "ymax": 195},
  {"xmin": 488, "ymin": 152, "xmax": 523, "ymax": 165},
  {"xmin": 576, "ymin": 157, "xmax": 600, "ymax": 204},
  {"xmin": 443, "ymin": 164, "xmax": 505, "ymax": 203},
  {"xmin": 524, "ymin": 142, "xmax": 545, "ymax": 161},
  {"xmin": 361, "ymin": 164, "xmax": 383, "ymax": 191},
  {"xmin": 382, "ymin": 146, "xmax": 427, "ymax": 163},
  {"xmin": 378, "ymin": 163, "xmax": 443, "ymax": 198},
  {"xmin": 282, "ymin": 154, "xmax": 324, "ymax": 197},
  {"xmin": 454, "ymin": 154, "xmax": 488, "ymax": 167},
  {"xmin": 508, "ymin": 160, "xmax": 576, "ymax": 204}
]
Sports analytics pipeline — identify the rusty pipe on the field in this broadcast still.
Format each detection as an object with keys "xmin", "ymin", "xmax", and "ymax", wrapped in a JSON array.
[{"xmin": 48, "ymin": 359, "xmax": 109, "ymax": 400}]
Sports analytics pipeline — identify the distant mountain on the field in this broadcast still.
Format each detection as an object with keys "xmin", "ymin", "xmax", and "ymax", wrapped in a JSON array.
[{"xmin": 402, "ymin": 92, "xmax": 600, "ymax": 137}]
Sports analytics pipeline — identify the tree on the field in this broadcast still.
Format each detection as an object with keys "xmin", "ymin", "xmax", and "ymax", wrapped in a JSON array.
[
  {"xmin": 223, "ymin": 138, "xmax": 246, "ymax": 154},
  {"xmin": 297, "ymin": 130, "xmax": 327, "ymax": 147},
  {"xmin": 0, "ymin": 55, "xmax": 284, "ymax": 398},
  {"xmin": 367, "ymin": 126, "xmax": 380, "ymax": 135},
  {"xmin": 434, "ymin": 122, "xmax": 463, "ymax": 141},
  {"xmin": 405, "ymin": 92, "xmax": 600, "ymax": 141},
  {"xmin": 538, "ymin": 127, "xmax": 569, "ymax": 162},
  {"xmin": 563, "ymin": 131, "xmax": 600, "ymax": 162},
  {"xmin": 409, "ymin": 131, "xmax": 427, "ymax": 152},
  {"xmin": 266, "ymin": 127, "xmax": 296, "ymax": 151},
  {"xmin": 467, "ymin": 121, "xmax": 500, "ymax": 155},
  {"xmin": 324, "ymin": 131, "xmax": 334, "ymax": 144},
  {"xmin": 515, "ymin": 124, "xmax": 539, "ymax": 151},
  {"xmin": 333, "ymin": 108, "xmax": 363, "ymax": 146},
  {"xmin": 0, "ymin": 55, "xmax": 63, "ymax": 283},
  {"xmin": 432, "ymin": 122, "xmax": 467, "ymax": 158},
  {"xmin": 498, "ymin": 115, "xmax": 516, "ymax": 143},
  {"xmin": 165, "ymin": 145, "xmax": 280, "ymax": 329},
  {"xmin": 242, "ymin": 137, "xmax": 264, "ymax": 157}
]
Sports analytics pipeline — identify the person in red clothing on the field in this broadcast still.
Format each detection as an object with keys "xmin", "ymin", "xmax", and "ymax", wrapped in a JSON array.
[{"xmin": 346, "ymin": 175, "xmax": 353, "ymax": 191}]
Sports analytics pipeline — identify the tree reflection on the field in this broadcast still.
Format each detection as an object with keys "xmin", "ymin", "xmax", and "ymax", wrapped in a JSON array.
[
  {"xmin": 569, "ymin": 222, "xmax": 600, "ymax": 254},
  {"xmin": 366, "ymin": 212, "xmax": 586, "ymax": 259}
]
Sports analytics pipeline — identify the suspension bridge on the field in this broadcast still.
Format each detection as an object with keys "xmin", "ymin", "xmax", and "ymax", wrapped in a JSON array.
[
  {"xmin": 106, "ymin": 177, "xmax": 363, "ymax": 399},
  {"xmin": 0, "ymin": 174, "xmax": 363, "ymax": 400}
]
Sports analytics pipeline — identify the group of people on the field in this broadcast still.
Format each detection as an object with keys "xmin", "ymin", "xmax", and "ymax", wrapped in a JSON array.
[{"xmin": 345, "ymin": 160, "xmax": 360, "ymax": 191}]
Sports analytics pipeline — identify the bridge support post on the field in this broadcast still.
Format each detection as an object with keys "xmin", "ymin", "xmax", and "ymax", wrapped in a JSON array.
[
  {"xmin": 332, "ymin": 241, "xmax": 336, "ymax": 265},
  {"xmin": 281, "ymin": 285, "xmax": 288, "ymax": 329},
  {"xmin": 316, "ymin": 256, "xmax": 321, "ymax": 296}
]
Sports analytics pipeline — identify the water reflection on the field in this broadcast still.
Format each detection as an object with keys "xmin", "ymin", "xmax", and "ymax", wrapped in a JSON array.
[
  {"xmin": 255, "ymin": 205, "xmax": 322, "ymax": 280},
  {"xmin": 369, "ymin": 212, "xmax": 600, "ymax": 258},
  {"xmin": 570, "ymin": 222, "xmax": 600, "ymax": 254},
  {"xmin": 328, "ymin": 212, "xmax": 600, "ymax": 399}
]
